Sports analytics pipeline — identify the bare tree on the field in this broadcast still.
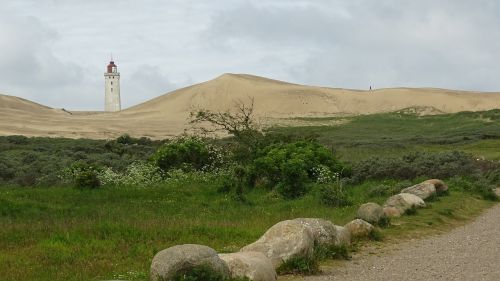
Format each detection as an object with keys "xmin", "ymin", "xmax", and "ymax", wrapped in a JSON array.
[{"xmin": 189, "ymin": 98, "xmax": 262, "ymax": 149}]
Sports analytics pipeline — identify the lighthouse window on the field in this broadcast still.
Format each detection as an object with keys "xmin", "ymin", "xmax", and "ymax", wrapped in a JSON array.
[
  {"xmin": 111, "ymin": 81, "xmax": 113, "ymax": 85},
  {"xmin": 111, "ymin": 88, "xmax": 113, "ymax": 92}
]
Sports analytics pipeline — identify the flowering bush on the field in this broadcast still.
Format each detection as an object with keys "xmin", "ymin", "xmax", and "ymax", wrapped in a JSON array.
[
  {"xmin": 312, "ymin": 165, "xmax": 340, "ymax": 184},
  {"xmin": 98, "ymin": 161, "xmax": 163, "ymax": 187}
]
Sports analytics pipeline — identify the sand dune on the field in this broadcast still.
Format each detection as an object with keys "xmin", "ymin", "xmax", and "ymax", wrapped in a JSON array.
[{"xmin": 1, "ymin": 73, "xmax": 500, "ymax": 139}]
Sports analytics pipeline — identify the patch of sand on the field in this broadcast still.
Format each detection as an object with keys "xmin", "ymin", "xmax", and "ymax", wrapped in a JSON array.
[{"xmin": 1, "ymin": 73, "xmax": 500, "ymax": 139}]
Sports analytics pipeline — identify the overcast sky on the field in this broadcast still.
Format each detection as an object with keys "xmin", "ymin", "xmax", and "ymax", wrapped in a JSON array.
[{"xmin": 1, "ymin": 0, "xmax": 500, "ymax": 110}]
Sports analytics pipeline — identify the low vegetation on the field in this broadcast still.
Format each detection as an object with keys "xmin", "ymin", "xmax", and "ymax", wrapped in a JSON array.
[
  {"xmin": 0, "ymin": 108, "xmax": 499, "ymax": 280},
  {"xmin": 173, "ymin": 264, "xmax": 249, "ymax": 281}
]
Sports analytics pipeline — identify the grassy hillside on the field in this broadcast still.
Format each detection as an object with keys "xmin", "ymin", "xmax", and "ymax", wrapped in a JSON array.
[
  {"xmin": 272, "ymin": 109, "xmax": 500, "ymax": 162},
  {"xmin": 0, "ymin": 109, "xmax": 499, "ymax": 280}
]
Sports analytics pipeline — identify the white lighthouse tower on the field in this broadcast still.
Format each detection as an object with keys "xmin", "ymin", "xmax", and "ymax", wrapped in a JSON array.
[{"xmin": 104, "ymin": 59, "xmax": 121, "ymax": 111}]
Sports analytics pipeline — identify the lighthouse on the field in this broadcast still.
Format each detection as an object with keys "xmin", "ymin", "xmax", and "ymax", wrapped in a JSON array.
[{"xmin": 104, "ymin": 59, "xmax": 121, "ymax": 111}]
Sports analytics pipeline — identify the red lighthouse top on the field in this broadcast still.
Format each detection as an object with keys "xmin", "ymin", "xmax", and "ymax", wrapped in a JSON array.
[{"xmin": 107, "ymin": 61, "xmax": 118, "ymax": 73}]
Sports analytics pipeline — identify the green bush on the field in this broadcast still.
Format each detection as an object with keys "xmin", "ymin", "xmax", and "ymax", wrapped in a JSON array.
[
  {"xmin": 251, "ymin": 141, "xmax": 346, "ymax": 198},
  {"xmin": 62, "ymin": 163, "xmax": 101, "ymax": 189},
  {"xmin": 449, "ymin": 176, "xmax": 498, "ymax": 201},
  {"xmin": 276, "ymin": 255, "xmax": 319, "ymax": 275},
  {"xmin": 0, "ymin": 136, "xmax": 160, "ymax": 187},
  {"xmin": 277, "ymin": 244, "xmax": 351, "ymax": 275},
  {"xmin": 368, "ymin": 228, "xmax": 384, "ymax": 241},
  {"xmin": 319, "ymin": 183, "xmax": 352, "ymax": 207},
  {"xmin": 217, "ymin": 165, "xmax": 248, "ymax": 202},
  {"xmin": 99, "ymin": 161, "xmax": 164, "ymax": 187},
  {"xmin": 152, "ymin": 137, "xmax": 213, "ymax": 172},
  {"xmin": 351, "ymin": 151, "xmax": 483, "ymax": 183},
  {"xmin": 314, "ymin": 244, "xmax": 350, "ymax": 260}
]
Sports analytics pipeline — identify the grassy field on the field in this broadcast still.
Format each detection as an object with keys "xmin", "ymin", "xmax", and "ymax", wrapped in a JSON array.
[
  {"xmin": 273, "ymin": 109, "xmax": 500, "ymax": 162},
  {"xmin": 1, "ymin": 109, "xmax": 499, "ymax": 281},
  {"xmin": 0, "ymin": 180, "xmax": 494, "ymax": 281}
]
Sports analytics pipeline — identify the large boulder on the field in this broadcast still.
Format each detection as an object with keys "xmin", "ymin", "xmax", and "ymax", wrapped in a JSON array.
[
  {"xmin": 344, "ymin": 219, "xmax": 374, "ymax": 238},
  {"xmin": 384, "ymin": 193, "xmax": 426, "ymax": 216},
  {"xmin": 495, "ymin": 187, "xmax": 500, "ymax": 198},
  {"xmin": 424, "ymin": 179, "xmax": 449, "ymax": 194},
  {"xmin": 219, "ymin": 252, "xmax": 277, "ymax": 281},
  {"xmin": 333, "ymin": 225, "xmax": 351, "ymax": 246},
  {"xmin": 401, "ymin": 182, "xmax": 436, "ymax": 200},
  {"xmin": 240, "ymin": 220, "xmax": 314, "ymax": 268},
  {"xmin": 383, "ymin": 206, "xmax": 402, "ymax": 218},
  {"xmin": 356, "ymin": 202, "xmax": 386, "ymax": 225},
  {"xmin": 292, "ymin": 218, "xmax": 337, "ymax": 246},
  {"xmin": 150, "ymin": 244, "xmax": 230, "ymax": 281}
]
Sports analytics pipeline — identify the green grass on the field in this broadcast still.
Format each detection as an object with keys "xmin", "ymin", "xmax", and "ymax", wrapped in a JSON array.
[
  {"xmin": 0, "ymin": 180, "xmax": 495, "ymax": 281},
  {"xmin": 0, "ymin": 182, "xmax": 361, "ymax": 281},
  {"xmin": 382, "ymin": 192, "xmax": 495, "ymax": 239},
  {"xmin": 270, "ymin": 109, "xmax": 500, "ymax": 162}
]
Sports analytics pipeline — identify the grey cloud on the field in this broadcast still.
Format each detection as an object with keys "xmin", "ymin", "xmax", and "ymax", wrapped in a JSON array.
[
  {"xmin": 1, "ymin": 0, "xmax": 500, "ymax": 111},
  {"xmin": 205, "ymin": 0, "xmax": 500, "ymax": 91},
  {"xmin": 0, "ymin": 11, "xmax": 89, "ymax": 107}
]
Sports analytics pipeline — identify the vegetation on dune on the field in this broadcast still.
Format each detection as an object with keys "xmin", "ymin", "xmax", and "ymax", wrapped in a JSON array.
[{"xmin": 0, "ymin": 108, "xmax": 499, "ymax": 280}]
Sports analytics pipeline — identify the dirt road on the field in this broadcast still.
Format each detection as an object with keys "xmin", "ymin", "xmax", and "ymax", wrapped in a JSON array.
[{"xmin": 304, "ymin": 203, "xmax": 500, "ymax": 281}]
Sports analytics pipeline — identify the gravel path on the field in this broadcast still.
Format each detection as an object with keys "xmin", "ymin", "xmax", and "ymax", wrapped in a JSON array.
[{"xmin": 303, "ymin": 203, "xmax": 500, "ymax": 281}]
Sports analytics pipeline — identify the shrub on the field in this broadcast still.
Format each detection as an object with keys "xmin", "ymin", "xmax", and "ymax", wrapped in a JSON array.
[
  {"xmin": 319, "ymin": 182, "xmax": 352, "ymax": 207},
  {"xmin": 61, "ymin": 163, "xmax": 101, "ymax": 189},
  {"xmin": 152, "ymin": 137, "xmax": 221, "ymax": 172},
  {"xmin": 277, "ymin": 244, "xmax": 351, "ymax": 275},
  {"xmin": 368, "ymin": 228, "xmax": 384, "ymax": 241},
  {"xmin": 122, "ymin": 161, "xmax": 163, "ymax": 186},
  {"xmin": 5, "ymin": 135, "xmax": 29, "ymax": 145},
  {"xmin": 449, "ymin": 176, "xmax": 498, "ymax": 201},
  {"xmin": 314, "ymin": 244, "xmax": 350, "ymax": 260},
  {"xmin": 99, "ymin": 161, "xmax": 164, "ymax": 187},
  {"xmin": 116, "ymin": 134, "xmax": 134, "ymax": 145},
  {"xmin": 276, "ymin": 158, "xmax": 309, "ymax": 198},
  {"xmin": 312, "ymin": 164, "xmax": 339, "ymax": 184},
  {"xmin": 276, "ymin": 255, "xmax": 319, "ymax": 275},
  {"xmin": 351, "ymin": 151, "xmax": 482, "ymax": 183},
  {"xmin": 217, "ymin": 165, "xmax": 249, "ymax": 202},
  {"xmin": 251, "ymin": 140, "xmax": 346, "ymax": 198}
]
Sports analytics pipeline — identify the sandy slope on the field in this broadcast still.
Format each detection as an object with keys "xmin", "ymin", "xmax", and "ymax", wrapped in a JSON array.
[{"xmin": 1, "ymin": 73, "xmax": 500, "ymax": 139}]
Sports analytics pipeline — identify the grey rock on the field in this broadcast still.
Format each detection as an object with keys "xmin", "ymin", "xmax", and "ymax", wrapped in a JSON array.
[
  {"xmin": 219, "ymin": 251, "xmax": 277, "ymax": 281},
  {"xmin": 384, "ymin": 193, "xmax": 426, "ymax": 215},
  {"xmin": 293, "ymin": 218, "xmax": 338, "ymax": 246},
  {"xmin": 356, "ymin": 202, "xmax": 386, "ymax": 225},
  {"xmin": 424, "ymin": 179, "xmax": 449, "ymax": 194},
  {"xmin": 401, "ymin": 182, "xmax": 436, "ymax": 200},
  {"xmin": 240, "ymin": 220, "xmax": 314, "ymax": 268},
  {"xmin": 333, "ymin": 225, "xmax": 351, "ymax": 246},
  {"xmin": 150, "ymin": 244, "xmax": 229, "ymax": 281},
  {"xmin": 345, "ymin": 219, "xmax": 375, "ymax": 238},
  {"xmin": 383, "ymin": 206, "xmax": 403, "ymax": 218}
]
